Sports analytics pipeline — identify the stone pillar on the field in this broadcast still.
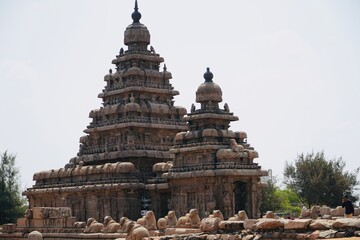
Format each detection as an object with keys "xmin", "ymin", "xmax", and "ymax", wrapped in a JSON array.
[
  {"xmin": 86, "ymin": 194, "xmax": 98, "ymax": 220},
  {"xmin": 104, "ymin": 191, "xmax": 111, "ymax": 218},
  {"xmin": 251, "ymin": 178, "xmax": 258, "ymax": 219}
]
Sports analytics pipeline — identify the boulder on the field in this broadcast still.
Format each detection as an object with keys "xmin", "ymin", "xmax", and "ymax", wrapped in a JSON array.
[
  {"xmin": 28, "ymin": 231, "xmax": 43, "ymax": 240},
  {"xmin": 218, "ymin": 221, "xmax": 244, "ymax": 231},
  {"xmin": 309, "ymin": 219, "xmax": 333, "ymax": 230},
  {"xmin": 319, "ymin": 206, "xmax": 330, "ymax": 216},
  {"xmin": 284, "ymin": 219, "xmax": 311, "ymax": 230},
  {"xmin": 332, "ymin": 218, "xmax": 360, "ymax": 229},
  {"xmin": 244, "ymin": 219, "xmax": 258, "ymax": 230},
  {"xmin": 255, "ymin": 219, "xmax": 285, "ymax": 230}
]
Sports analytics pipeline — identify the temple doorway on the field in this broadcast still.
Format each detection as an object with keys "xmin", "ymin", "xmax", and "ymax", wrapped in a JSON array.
[{"xmin": 234, "ymin": 181, "xmax": 248, "ymax": 214}]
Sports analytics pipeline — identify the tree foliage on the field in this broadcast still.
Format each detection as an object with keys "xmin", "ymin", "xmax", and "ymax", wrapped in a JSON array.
[
  {"xmin": 283, "ymin": 151, "xmax": 359, "ymax": 208},
  {"xmin": 260, "ymin": 176, "xmax": 301, "ymax": 217},
  {"xmin": 0, "ymin": 151, "xmax": 26, "ymax": 224}
]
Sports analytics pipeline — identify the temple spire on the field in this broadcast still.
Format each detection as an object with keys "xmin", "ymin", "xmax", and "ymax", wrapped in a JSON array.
[{"xmin": 132, "ymin": 0, "xmax": 142, "ymax": 23}]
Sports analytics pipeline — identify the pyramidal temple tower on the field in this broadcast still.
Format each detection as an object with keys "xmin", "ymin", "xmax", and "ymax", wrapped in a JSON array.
[
  {"xmin": 165, "ymin": 68, "xmax": 267, "ymax": 219},
  {"xmin": 24, "ymin": 1, "xmax": 188, "ymax": 221},
  {"xmin": 24, "ymin": 1, "xmax": 267, "ymax": 222}
]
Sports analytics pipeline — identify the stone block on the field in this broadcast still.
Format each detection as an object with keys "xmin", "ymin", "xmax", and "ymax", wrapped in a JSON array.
[
  {"xmin": 309, "ymin": 219, "xmax": 333, "ymax": 230},
  {"xmin": 332, "ymin": 218, "xmax": 360, "ymax": 229},
  {"xmin": 218, "ymin": 221, "xmax": 244, "ymax": 231},
  {"xmin": 67, "ymin": 217, "xmax": 77, "ymax": 228},
  {"xmin": 284, "ymin": 219, "xmax": 311, "ymax": 230},
  {"xmin": 32, "ymin": 207, "xmax": 44, "ymax": 219},
  {"xmin": 319, "ymin": 206, "xmax": 330, "ymax": 216},
  {"xmin": 164, "ymin": 227, "xmax": 201, "ymax": 235},
  {"xmin": 2, "ymin": 224, "xmax": 16, "ymax": 233},
  {"xmin": 31, "ymin": 219, "xmax": 45, "ymax": 228},
  {"xmin": 255, "ymin": 219, "xmax": 285, "ymax": 230},
  {"xmin": 307, "ymin": 230, "xmax": 320, "ymax": 240},
  {"xmin": 330, "ymin": 209, "xmax": 337, "ymax": 216},
  {"xmin": 335, "ymin": 206, "xmax": 345, "ymax": 216},
  {"xmin": 354, "ymin": 208, "xmax": 360, "ymax": 216},
  {"xmin": 244, "ymin": 219, "xmax": 258, "ymax": 230},
  {"xmin": 17, "ymin": 218, "xmax": 27, "ymax": 227}
]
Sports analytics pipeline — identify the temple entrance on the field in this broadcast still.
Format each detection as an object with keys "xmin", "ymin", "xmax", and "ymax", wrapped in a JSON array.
[
  {"xmin": 234, "ymin": 181, "xmax": 248, "ymax": 214},
  {"xmin": 159, "ymin": 192, "xmax": 170, "ymax": 217}
]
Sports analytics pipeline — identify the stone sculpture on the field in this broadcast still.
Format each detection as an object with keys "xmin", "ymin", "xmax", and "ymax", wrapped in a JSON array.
[
  {"xmin": 84, "ymin": 218, "xmax": 104, "ymax": 233},
  {"xmin": 228, "ymin": 210, "xmax": 248, "ymax": 221},
  {"xmin": 200, "ymin": 210, "xmax": 224, "ymax": 232},
  {"xmin": 144, "ymin": 210, "xmax": 157, "ymax": 230},
  {"xmin": 157, "ymin": 210, "xmax": 178, "ymax": 230},
  {"xmin": 119, "ymin": 217, "xmax": 130, "ymax": 232},
  {"xmin": 103, "ymin": 216, "xmax": 121, "ymax": 233},
  {"xmin": 176, "ymin": 209, "xmax": 201, "ymax": 228},
  {"xmin": 28, "ymin": 230, "xmax": 43, "ymax": 240},
  {"xmin": 126, "ymin": 221, "xmax": 150, "ymax": 240}
]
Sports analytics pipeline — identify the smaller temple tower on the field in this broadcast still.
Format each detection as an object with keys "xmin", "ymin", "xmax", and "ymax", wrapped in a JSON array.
[{"xmin": 164, "ymin": 68, "xmax": 267, "ymax": 219}]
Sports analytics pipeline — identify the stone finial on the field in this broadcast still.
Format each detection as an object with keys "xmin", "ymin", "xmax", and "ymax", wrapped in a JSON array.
[
  {"xmin": 132, "ymin": 0, "xmax": 141, "ymax": 23},
  {"xmin": 28, "ymin": 230, "xmax": 43, "ymax": 240},
  {"xmin": 203, "ymin": 67, "xmax": 214, "ymax": 83}
]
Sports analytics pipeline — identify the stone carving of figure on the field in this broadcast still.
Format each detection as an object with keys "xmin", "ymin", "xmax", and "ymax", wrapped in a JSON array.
[
  {"xmin": 206, "ymin": 101, "xmax": 214, "ymax": 111},
  {"xmin": 84, "ymin": 218, "xmax": 104, "ymax": 233},
  {"xmin": 144, "ymin": 210, "xmax": 157, "ymax": 230},
  {"xmin": 176, "ymin": 209, "xmax": 201, "ymax": 228},
  {"xmin": 103, "ymin": 216, "xmax": 121, "ymax": 233},
  {"xmin": 60, "ymin": 208, "xmax": 71, "ymax": 227},
  {"xmin": 224, "ymin": 103, "xmax": 230, "ymax": 112},
  {"xmin": 191, "ymin": 103, "xmax": 195, "ymax": 113},
  {"xmin": 126, "ymin": 221, "xmax": 150, "ymax": 240},
  {"xmin": 157, "ymin": 210, "xmax": 177, "ymax": 230},
  {"xmin": 223, "ymin": 191, "xmax": 232, "ymax": 218},
  {"xmin": 150, "ymin": 46, "xmax": 156, "ymax": 54},
  {"xmin": 228, "ymin": 210, "xmax": 248, "ymax": 221},
  {"xmin": 119, "ymin": 48, "xmax": 124, "ymax": 55},
  {"xmin": 200, "ymin": 210, "xmax": 224, "ymax": 232},
  {"xmin": 24, "ymin": 209, "xmax": 33, "ymax": 228},
  {"xmin": 39, "ymin": 208, "xmax": 49, "ymax": 219}
]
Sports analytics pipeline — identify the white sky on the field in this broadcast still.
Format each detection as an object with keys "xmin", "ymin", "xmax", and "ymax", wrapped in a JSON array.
[{"xmin": 0, "ymin": 1, "xmax": 359, "ymax": 194}]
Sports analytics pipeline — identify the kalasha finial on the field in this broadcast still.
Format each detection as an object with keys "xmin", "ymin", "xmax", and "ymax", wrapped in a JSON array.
[
  {"xmin": 203, "ymin": 67, "xmax": 214, "ymax": 82},
  {"xmin": 132, "ymin": 0, "xmax": 141, "ymax": 23}
]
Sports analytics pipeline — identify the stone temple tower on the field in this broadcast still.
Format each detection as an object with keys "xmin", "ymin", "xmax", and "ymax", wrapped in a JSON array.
[
  {"xmin": 164, "ymin": 68, "xmax": 267, "ymax": 219},
  {"xmin": 24, "ymin": 2, "xmax": 267, "ymax": 222},
  {"xmin": 24, "ymin": 1, "xmax": 188, "ymax": 221}
]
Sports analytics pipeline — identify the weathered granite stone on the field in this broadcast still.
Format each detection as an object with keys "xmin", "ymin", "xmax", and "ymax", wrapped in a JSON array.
[
  {"xmin": 2, "ymin": 224, "xmax": 16, "ymax": 234},
  {"xmin": 28, "ymin": 230, "xmax": 43, "ymax": 240},
  {"xmin": 310, "ymin": 206, "xmax": 320, "ymax": 219},
  {"xmin": 332, "ymin": 218, "xmax": 360, "ymax": 229},
  {"xmin": 218, "ymin": 221, "xmax": 244, "ymax": 231},
  {"xmin": 319, "ymin": 206, "xmax": 330, "ymax": 216},
  {"xmin": 335, "ymin": 206, "xmax": 345, "ymax": 216},
  {"xmin": 244, "ymin": 219, "xmax": 258, "ymax": 230},
  {"xmin": 164, "ymin": 227, "xmax": 202, "ymax": 235},
  {"xmin": 355, "ymin": 207, "xmax": 360, "ymax": 216},
  {"xmin": 284, "ymin": 219, "xmax": 311, "ymax": 230},
  {"xmin": 255, "ymin": 219, "xmax": 285, "ymax": 230},
  {"xmin": 264, "ymin": 211, "xmax": 276, "ymax": 218},
  {"xmin": 309, "ymin": 219, "xmax": 333, "ymax": 230},
  {"xmin": 307, "ymin": 230, "xmax": 320, "ymax": 239},
  {"xmin": 17, "ymin": 218, "xmax": 27, "ymax": 228}
]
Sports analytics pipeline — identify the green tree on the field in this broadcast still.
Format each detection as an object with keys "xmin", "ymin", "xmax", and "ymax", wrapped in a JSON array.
[
  {"xmin": 260, "ymin": 176, "xmax": 282, "ymax": 215},
  {"xmin": 0, "ymin": 151, "xmax": 25, "ymax": 224},
  {"xmin": 260, "ymin": 176, "xmax": 301, "ymax": 217},
  {"xmin": 283, "ymin": 151, "xmax": 359, "ymax": 208}
]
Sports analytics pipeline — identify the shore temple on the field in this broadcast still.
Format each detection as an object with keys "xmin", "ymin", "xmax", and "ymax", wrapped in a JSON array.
[{"xmin": 23, "ymin": 1, "xmax": 267, "ymax": 222}]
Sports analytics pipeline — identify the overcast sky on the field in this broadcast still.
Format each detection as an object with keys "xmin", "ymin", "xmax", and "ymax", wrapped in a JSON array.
[{"xmin": 0, "ymin": 0, "xmax": 359, "ymax": 195}]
